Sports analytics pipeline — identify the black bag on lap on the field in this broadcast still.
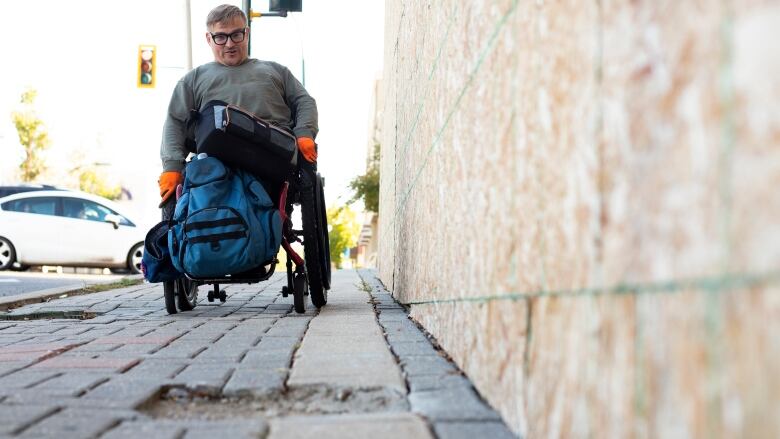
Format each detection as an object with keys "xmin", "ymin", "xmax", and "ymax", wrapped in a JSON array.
[{"xmin": 188, "ymin": 100, "xmax": 298, "ymax": 183}]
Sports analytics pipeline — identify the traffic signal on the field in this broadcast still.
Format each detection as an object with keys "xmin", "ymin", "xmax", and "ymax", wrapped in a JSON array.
[
  {"xmin": 137, "ymin": 45, "xmax": 156, "ymax": 88},
  {"xmin": 270, "ymin": 0, "xmax": 302, "ymax": 12}
]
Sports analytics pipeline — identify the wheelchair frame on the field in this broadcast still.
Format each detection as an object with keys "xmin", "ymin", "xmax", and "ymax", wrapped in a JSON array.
[{"xmin": 161, "ymin": 160, "xmax": 331, "ymax": 315}]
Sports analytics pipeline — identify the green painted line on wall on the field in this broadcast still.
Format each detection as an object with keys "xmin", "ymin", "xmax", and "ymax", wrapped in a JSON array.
[
  {"xmin": 394, "ymin": 0, "xmax": 520, "ymax": 224},
  {"xmin": 394, "ymin": 4, "xmax": 457, "ymax": 172},
  {"xmin": 392, "ymin": 3, "xmax": 406, "ymax": 58},
  {"xmin": 405, "ymin": 270, "xmax": 780, "ymax": 306}
]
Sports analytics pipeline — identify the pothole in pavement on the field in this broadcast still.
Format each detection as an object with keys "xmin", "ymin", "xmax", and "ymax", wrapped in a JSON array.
[
  {"xmin": 142, "ymin": 384, "xmax": 409, "ymax": 420},
  {"xmin": 0, "ymin": 310, "xmax": 99, "ymax": 320}
]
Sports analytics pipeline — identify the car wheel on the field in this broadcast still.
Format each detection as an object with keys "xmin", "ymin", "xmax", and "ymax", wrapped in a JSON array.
[
  {"xmin": 0, "ymin": 237, "xmax": 16, "ymax": 271},
  {"xmin": 127, "ymin": 242, "xmax": 144, "ymax": 274}
]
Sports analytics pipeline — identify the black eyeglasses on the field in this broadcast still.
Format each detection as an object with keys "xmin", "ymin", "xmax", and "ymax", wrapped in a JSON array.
[{"xmin": 210, "ymin": 28, "xmax": 247, "ymax": 45}]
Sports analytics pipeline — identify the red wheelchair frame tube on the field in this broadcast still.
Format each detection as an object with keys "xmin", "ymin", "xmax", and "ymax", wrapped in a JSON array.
[{"xmin": 278, "ymin": 182, "xmax": 305, "ymax": 267}]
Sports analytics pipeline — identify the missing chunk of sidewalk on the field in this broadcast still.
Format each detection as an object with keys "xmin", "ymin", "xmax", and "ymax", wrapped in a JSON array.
[
  {"xmin": 143, "ymin": 384, "xmax": 408, "ymax": 420},
  {"xmin": 0, "ymin": 310, "xmax": 99, "ymax": 320}
]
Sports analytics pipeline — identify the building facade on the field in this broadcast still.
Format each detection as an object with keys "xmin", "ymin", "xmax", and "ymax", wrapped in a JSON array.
[{"xmin": 378, "ymin": 1, "xmax": 780, "ymax": 437}]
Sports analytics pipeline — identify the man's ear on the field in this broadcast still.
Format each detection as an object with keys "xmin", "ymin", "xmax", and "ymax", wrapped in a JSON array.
[{"xmin": 205, "ymin": 32, "xmax": 211, "ymax": 44}]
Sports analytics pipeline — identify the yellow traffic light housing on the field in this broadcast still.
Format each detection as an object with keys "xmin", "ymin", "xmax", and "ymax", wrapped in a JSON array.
[{"xmin": 137, "ymin": 45, "xmax": 156, "ymax": 88}]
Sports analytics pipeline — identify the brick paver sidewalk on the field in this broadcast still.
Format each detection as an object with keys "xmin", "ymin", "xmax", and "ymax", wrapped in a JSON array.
[{"xmin": 0, "ymin": 270, "xmax": 514, "ymax": 438}]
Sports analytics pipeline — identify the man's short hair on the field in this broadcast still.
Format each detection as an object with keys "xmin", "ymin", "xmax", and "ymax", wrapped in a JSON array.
[{"xmin": 206, "ymin": 4, "xmax": 247, "ymax": 28}]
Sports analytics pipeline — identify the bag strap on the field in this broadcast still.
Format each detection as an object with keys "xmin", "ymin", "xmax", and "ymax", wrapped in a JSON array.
[
  {"xmin": 224, "ymin": 104, "xmax": 270, "ymax": 143},
  {"xmin": 223, "ymin": 103, "xmax": 294, "ymax": 137},
  {"xmin": 225, "ymin": 103, "xmax": 264, "ymax": 124},
  {"xmin": 185, "ymin": 108, "xmax": 200, "ymax": 131},
  {"xmin": 183, "ymin": 108, "xmax": 201, "ymax": 153},
  {"xmin": 188, "ymin": 231, "xmax": 247, "ymax": 244},
  {"xmin": 184, "ymin": 217, "xmax": 244, "ymax": 233}
]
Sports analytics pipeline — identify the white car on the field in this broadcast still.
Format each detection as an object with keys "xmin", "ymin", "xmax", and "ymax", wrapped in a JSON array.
[{"xmin": 0, "ymin": 190, "xmax": 146, "ymax": 273}]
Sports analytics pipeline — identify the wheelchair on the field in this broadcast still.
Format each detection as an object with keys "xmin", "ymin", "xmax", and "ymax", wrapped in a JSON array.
[{"xmin": 160, "ymin": 158, "xmax": 332, "ymax": 315}]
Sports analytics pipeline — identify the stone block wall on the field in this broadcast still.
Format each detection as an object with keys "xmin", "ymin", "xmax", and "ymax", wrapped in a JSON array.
[{"xmin": 378, "ymin": 1, "xmax": 780, "ymax": 437}]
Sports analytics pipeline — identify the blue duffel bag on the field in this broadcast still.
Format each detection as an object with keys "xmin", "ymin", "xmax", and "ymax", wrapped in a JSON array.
[
  {"xmin": 168, "ymin": 155, "xmax": 282, "ymax": 278},
  {"xmin": 141, "ymin": 221, "xmax": 181, "ymax": 283}
]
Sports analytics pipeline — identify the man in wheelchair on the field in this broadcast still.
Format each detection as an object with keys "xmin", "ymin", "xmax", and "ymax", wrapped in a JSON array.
[
  {"xmin": 154, "ymin": 4, "xmax": 330, "ymax": 315},
  {"xmin": 159, "ymin": 3, "xmax": 318, "ymax": 201}
]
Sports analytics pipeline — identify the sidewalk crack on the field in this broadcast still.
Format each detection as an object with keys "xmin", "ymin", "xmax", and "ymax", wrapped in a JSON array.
[{"xmin": 281, "ymin": 312, "xmax": 316, "ymax": 392}]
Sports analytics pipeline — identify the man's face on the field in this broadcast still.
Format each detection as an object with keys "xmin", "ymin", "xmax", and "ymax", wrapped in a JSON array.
[{"xmin": 207, "ymin": 16, "xmax": 249, "ymax": 66}]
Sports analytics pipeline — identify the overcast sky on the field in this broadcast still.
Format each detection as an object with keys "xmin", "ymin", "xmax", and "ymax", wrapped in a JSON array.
[{"xmin": 0, "ymin": 0, "xmax": 384, "ymax": 225}]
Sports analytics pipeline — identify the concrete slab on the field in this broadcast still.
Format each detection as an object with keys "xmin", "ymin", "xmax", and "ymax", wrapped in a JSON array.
[
  {"xmin": 288, "ymin": 271, "xmax": 406, "ymax": 393},
  {"xmin": 268, "ymin": 413, "xmax": 433, "ymax": 439}
]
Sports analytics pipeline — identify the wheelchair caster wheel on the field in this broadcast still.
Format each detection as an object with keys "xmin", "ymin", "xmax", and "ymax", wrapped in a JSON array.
[
  {"xmin": 293, "ymin": 273, "xmax": 307, "ymax": 314},
  {"xmin": 207, "ymin": 289, "xmax": 227, "ymax": 303},
  {"xmin": 281, "ymin": 286, "xmax": 290, "ymax": 298}
]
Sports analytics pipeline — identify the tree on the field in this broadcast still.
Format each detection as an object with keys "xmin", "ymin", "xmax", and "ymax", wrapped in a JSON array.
[
  {"xmin": 348, "ymin": 142, "xmax": 380, "ymax": 213},
  {"xmin": 78, "ymin": 168, "xmax": 122, "ymax": 200},
  {"xmin": 327, "ymin": 205, "xmax": 360, "ymax": 268},
  {"xmin": 67, "ymin": 148, "xmax": 121, "ymax": 200},
  {"xmin": 11, "ymin": 88, "xmax": 50, "ymax": 182}
]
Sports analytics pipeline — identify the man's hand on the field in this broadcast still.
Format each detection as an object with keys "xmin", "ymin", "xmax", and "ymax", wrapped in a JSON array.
[
  {"xmin": 158, "ymin": 171, "xmax": 183, "ymax": 208},
  {"xmin": 297, "ymin": 137, "xmax": 317, "ymax": 163}
]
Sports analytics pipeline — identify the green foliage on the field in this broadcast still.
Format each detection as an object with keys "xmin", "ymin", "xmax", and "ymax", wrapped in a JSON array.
[
  {"xmin": 327, "ymin": 205, "xmax": 360, "ymax": 268},
  {"xmin": 11, "ymin": 88, "xmax": 50, "ymax": 182},
  {"xmin": 78, "ymin": 169, "xmax": 122, "ymax": 200},
  {"xmin": 348, "ymin": 142, "xmax": 380, "ymax": 213}
]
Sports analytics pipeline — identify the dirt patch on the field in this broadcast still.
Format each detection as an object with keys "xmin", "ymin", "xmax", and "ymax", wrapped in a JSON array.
[
  {"xmin": 0, "ymin": 277, "xmax": 144, "ymax": 312},
  {"xmin": 0, "ymin": 310, "xmax": 98, "ymax": 320},
  {"xmin": 143, "ymin": 385, "xmax": 409, "ymax": 420}
]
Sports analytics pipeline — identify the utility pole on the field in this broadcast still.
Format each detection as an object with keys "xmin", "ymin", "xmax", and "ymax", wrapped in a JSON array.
[
  {"xmin": 242, "ymin": 0, "xmax": 305, "ymax": 85},
  {"xmin": 242, "ymin": 0, "xmax": 252, "ymax": 55},
  {"xmin": 184, "ymin": 0, "xmax": 193, "ymax": 71},
  {"xmin": 241, "ymin": 1, "xmax": 292, "ymax": 54}
]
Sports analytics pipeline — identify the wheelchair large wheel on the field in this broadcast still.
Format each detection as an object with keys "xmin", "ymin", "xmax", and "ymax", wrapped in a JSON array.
[
  {"xmin": 301, "ymin": 172, "xmax": 329, "ymax": 308},
  {"xmin": 163, "ymin": 280, "xmax": 198, "ymax": 314},
  {"xmin": 316, "ymin": 174, "xmax": 332, "ymax": 290},
  {"xmin": 163, "ymin": 282, "xmax": 178, "ymax": 314},
  {"xmin": 161, "ymin": 197, "xmax": 198, "ymax": 314},
  {"xmin": 176, "ymin": 278, "xmax": 198, "ymax": 311},
  {"xmin": 163, "ymin": 279, "xmax": 198, "ymax": 314}
]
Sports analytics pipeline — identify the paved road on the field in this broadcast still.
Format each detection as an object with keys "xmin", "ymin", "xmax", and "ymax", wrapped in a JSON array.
[
  {"xmin": 0, "ymin": 271, "xmax": 126, "ymax": 298},
  {"xmin": 0, "ymin": 270, "xmax": 515, "ymax": 438}
]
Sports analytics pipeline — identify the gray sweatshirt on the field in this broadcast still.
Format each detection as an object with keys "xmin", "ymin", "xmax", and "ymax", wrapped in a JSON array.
[{"xmin": 160, "ymin": 59, "xmax": 318, "ymax": 172}]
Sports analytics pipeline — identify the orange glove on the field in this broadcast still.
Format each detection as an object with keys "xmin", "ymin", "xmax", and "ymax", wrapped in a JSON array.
[
  {"xmin": 297, "ymin": 137, "xmax": 317, "ymax": 163},
  {"xmin": 158, "ymin": 171, "xmax": 183, "ymax": 208}
]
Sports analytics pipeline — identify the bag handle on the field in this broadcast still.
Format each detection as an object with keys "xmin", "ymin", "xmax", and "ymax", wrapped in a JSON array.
[
  {"xmin": 223, "ymin": 103, "xmax": 294, "ymax": 137},
  {"xmin": 225, "ymin": 104, "xmax": 267, "ymax": 128}
]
